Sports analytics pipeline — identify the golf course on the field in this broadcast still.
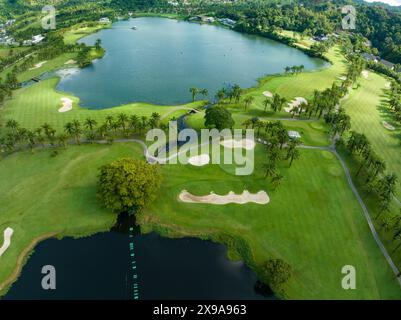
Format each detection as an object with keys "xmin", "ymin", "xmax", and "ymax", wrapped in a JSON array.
[{"xmin": 0, "ymin": 9, "xmax": 400, "ymax": 300}]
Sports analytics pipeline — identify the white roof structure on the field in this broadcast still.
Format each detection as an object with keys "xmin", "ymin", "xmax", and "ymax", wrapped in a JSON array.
[{"xmin": 288, "ymin": 131, "xmax": 301, "ymax": 139}]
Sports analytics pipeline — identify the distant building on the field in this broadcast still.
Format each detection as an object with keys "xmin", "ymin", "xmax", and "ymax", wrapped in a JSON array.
[
  {"xmin": 288, "ymin": 131, "xmax": 301, "ymax": 139},
  {"xmin": 380, "ymin": 59, "xmax": 395, "ymax": 70},
  {"xmin": 313, "ymin": 35, "xmax": 329, "ymax": 42},
  {"xmin": 32, "ymin": 34, "xmax": 45, "ymax": 44},
  {"xmin": 99, "ymin": 17, "xmax": 110, "ymax": 24},
  {"xmin": 362, "ymin": 52, "xmax": 379, "ymax": 63}
]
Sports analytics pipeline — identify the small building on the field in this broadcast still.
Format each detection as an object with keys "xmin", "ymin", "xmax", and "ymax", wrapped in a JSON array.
[
  {"xmin": 313, "ymin": 34, "xmax": 329, "ymax": 42},
  {"xmin": 219, "ymin": 18, "xmax": 236, "ymax": 27},
  {"xmin": 99, "ymin": 17, "xmax": 110, "ymax": 24},
  {"xmin": 32, "ymin": 34, "xmax": 44, "ymax": 44},
  {"xmin": 380, "ymin": 59, "xmax": 395, "ymax": 70},
  {"xmin": 288, "ymin": 131, "xmax": 301, "ymax": 139}
]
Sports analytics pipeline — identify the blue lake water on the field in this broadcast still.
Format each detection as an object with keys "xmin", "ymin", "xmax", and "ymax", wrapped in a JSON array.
[{"xmin": 57, "ymin": 17, "xmax": 327, "ymax": 108}]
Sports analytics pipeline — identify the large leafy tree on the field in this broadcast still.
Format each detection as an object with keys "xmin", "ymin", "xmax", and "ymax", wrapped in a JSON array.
[{"xmin": 97, "ymin": 158, "xmax": 162, "ymax": 214}]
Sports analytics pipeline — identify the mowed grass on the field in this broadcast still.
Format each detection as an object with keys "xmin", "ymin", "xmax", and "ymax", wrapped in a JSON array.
[
  {"xmin": 342, "ymin": 71, "xmax": 401, "ymax": 198},
  {"xmin": 140, "ymin": 145, "xmax": 401, "ymax": 299},
  {"xmin": 0, "ymin": 78, "xmax": 205, "ymax": 131},
  {"xmin": 0, "ymin": 141, "xmax": 399, "ymax": 298},
  {"xmin": 0, "ymin": 142, "xmax": 144, "ymax": 295},
  {"xmin": 62, "ymin": 23, "xmax": 112, "ymax": 45}
]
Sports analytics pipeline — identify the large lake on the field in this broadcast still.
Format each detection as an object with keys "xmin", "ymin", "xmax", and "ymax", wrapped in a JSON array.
[{"xmin": 57, "ymin": 17, "xmax": 327, "ymax": 108}]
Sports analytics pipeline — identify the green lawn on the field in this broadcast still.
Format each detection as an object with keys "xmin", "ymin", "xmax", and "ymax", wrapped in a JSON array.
[
  {"xmin": 0, "ymin": 141, "xmax": 400, "ymax": 299},
  {"xmin": 342, "ymin": 71, "xmax": 401, "ymax": 198},
  {"xmin": 139, "ymin": 145, "xmax": 401, "ymax": 299},
  {"xmin": 0, "ymin": 78, "xmax": 206, "ymax": 131},
  {"xmin": 62, "ymin": 23, "xmax": 111, "ymax": 45}
]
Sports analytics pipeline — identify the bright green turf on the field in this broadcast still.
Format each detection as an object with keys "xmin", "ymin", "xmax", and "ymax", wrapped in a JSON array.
[
  {"xmin": 0, "ymin": 142, "xmax": 400, "ymax": 299},
  {"xmin": 342, "ymin": 71, "xmax": 401, "ymax": 198},
  {"xmin": 0, "ymin": 78, "xmax": 205, "ymax": 131}
]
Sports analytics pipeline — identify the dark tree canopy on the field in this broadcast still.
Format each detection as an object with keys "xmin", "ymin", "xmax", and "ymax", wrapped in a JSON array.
[
  {"xmin": 262, "ymin": 259, "xmax": 292, "ymax": 289},
  {"xmin": 97, "ymin": 158, "xmax": 162, "ymax": 214},
  {"xmin": 204, "ymin": 106, "xmax": 235, "ymax": 130}
]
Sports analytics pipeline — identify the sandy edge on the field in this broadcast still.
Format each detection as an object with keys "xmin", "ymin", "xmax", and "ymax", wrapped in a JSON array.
[
  {"xmin": 0, "ymin": 228, "xmax": 14, "ymax": 257},
  {"xmin": 383, "ymin": 121, "xmax": 396, "ymax": 131},
  {"xmin": 262, "ymin": 91, "xmax": 273, "ymax": 98},
  {"xmin": 29, "ymin": 61, "xmax": 47, "ymax": 70},
  {"xmin": 0, "ymin": 233, "xmax": 57, "ymax": 294},
  {"xmin": 220, "ymin": 139, "xmax": 256, "ymax": 150},
  {"xmin": 188, "ymin": 154, "xmax": 210, "ymax": 166}
]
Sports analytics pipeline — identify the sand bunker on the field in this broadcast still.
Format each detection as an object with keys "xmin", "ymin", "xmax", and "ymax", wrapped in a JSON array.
[
  {"xmin": 0, "ymin": 227, "xmax": 14, "ymax": 258},
  {"xmin": 178, "ymin": 190, "xmax": 270, "ymax": 205},
  {"xmin": 385, "ymin": 82, "xmax": 391, "ymax": 89},
  {"xmin": 220, "ymin": 139, "xmax": 256, "ymax": 150},
  {"xmin": 29, "ymin": 61, "xmax": 47, "ymax": 70},
  {"xmin": 58, "ymin": 97, "xmax": 73, "ymax": 113},
  {"xmin": 383, "ymin": 121, "xmax": 396, "ymax": 131},
  {"xmin": 362, "ymin": 70, "xmax": 369, "ymax": 79},
  {"xmin": 285, "ymin": 97, "xmax": 307, "ymax": 113},
  {"xmin": 338, "ymin": 76, "xmax": 347, "ymax": 81},
  {"xmin": 188, "ymin": 154, "xmax": 210, "ymax": 166},
  {"xmin": 64, "ymin": 59, "xmax": 77, "ymax": 65},
  {"xmin": 262, "ymin": 91, "xmax": 273, "ymax": 98}
]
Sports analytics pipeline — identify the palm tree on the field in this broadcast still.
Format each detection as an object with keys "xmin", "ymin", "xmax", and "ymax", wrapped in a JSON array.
[
  {"xmin": 200, "ymin": 89, "xmax": 208, "ymax": 99},
  {"xmin": 105, "ymin": 115, "xmax": 114, "ymax": 128},
  {"xmin": 263, "ymin": 161, "xmax": 276, "ymax": 179},
  {"xmin": 263, "ymin": 97, "xmax": 271, "ymax": 113},
  {"xmin": 72, "ymin": 119, "xmax": 82, "ymax": 144},
  {"xmin": 271, "ymin": 172, "xmax": 284, "ymax": 190},
  {"xmin": 271, "ymin": 93, "xmax": 287, "ymax": 113},
  {"xmin": 84, "ymin": 118, "xmax": 97, "ymax": 132},
  {"xmin": 117, "ymin": 113, "xmax": 129, "ymax": 134},
  {"xmin": 57, "ymin": 134, "xmax": 68, "ymax": 148},
  {"xmin": 215, "ymin": 88, "xmax": 226, "ymax": 103},
  {"xmin": 129, "ymin": 115, "xmax": 139, "ymax": 132},
  {"xmin": 243, "ymin": 96, "xmax": 254, "ymax": 111},
  {"xmin": 189, "ymin": 87, "xmax": 199, "ymax": 102},
  {"xmin": 5, "ymin": 119, "xmax": 19, "ymax": 132},
  {"xmin": 287, "ymin": 148, "xmax": 300, "ymax": 167}
]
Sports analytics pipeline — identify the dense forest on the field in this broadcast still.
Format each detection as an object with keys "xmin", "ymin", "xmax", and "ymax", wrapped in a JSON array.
[{"xmin": 1, "ymin": 0, "xmax": 401, "ymax": 63}]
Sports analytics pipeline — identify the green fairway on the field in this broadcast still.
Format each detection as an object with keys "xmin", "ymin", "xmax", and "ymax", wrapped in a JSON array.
[
  {"xmin": 0, "ymin": 142, "xmax": 143, "ymax": 295},
  {"xmin": 0, "ymin": 141, "xmax": 400, "ymax": 299},
  {"xmin": 139, "ymin": 145, "xmax": 401, "ymax": 299},
  {"xmin": 342, "ymin": 71, "xmax": 401, "ymax": 198},
  {"xmin": 0, "ymin": 78, "xmax": 205, "ymax": 131}
]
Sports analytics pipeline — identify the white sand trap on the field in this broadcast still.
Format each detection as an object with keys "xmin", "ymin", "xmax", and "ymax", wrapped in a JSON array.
[
  {"xmin": 285, "ymin": 97, "xmax": 307, "ymax": 113},
  {"xmin": 385, "ymin": 82, "xmax": 391, "ymax": 89},
  {"xmin": 338, "ymin": 76, "xmax": 347, "ymax": 81},
  {"xmin": 64, "ymin": 59, "xmax": 77, "ymax": 65},
  {"xmin": 383, "ymin": 121, "xmax": 396, "ymax": 131},
  {"xmin": 29, "ymin": 61, "xmax": 47, "ymax": 70},
  {"xmin": 0, "ymin": 227, "xmax": 14, "ymax": 257},
  {"xmin": 58, "ymin": 97, "xmax": 73, "ymax": 113},
  {"xmin": 188, "ymin": 154, "xmax": 210, "ymax": 166},
  {"xmin": 220, "ymin": 139, "xmax": 255, "ymax": 150},
  {"xmin": 178, "ymin": 190, "xmax": 270, "ymax": 205},
  {"xmin": 362, "ymin": 70, "xmax": 369, "ymax": 79},
  {"xmin": 262, "ymin": 91, "xmax": 273, "ymax": 98}
]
